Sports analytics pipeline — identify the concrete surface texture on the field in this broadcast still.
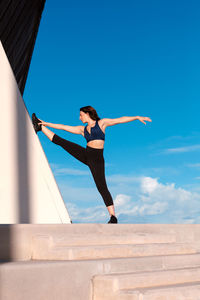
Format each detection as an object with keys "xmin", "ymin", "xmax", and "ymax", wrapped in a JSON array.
[
  {"xmin": 1, "ymin": 224, "xmax": 200, "ymax": 299},
  {"xmin": 0, "ymin": 41, "xmax": 71, "ymax": 224}
]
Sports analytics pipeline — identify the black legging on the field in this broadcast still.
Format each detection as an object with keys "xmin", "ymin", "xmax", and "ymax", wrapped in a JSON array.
[{"xmin": 52, "ymin": 134, "xmax": 113, "ymax": 207}]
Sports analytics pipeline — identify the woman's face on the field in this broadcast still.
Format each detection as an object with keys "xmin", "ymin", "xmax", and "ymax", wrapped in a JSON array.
[{"xmin": 79, "ymin": 111, "xmax": 89, "ymax": 123}]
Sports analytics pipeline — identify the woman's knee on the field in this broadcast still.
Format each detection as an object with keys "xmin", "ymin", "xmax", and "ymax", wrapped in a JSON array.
[
  {"xmin": 52, "ymin": 133, "xmax": 56, "ymax": 143},
  {"xmin": 96, "ymin": 185, "xmax": 113, "ymax": 206},
  {"xmin": 52, "ymin": 134, "xmax": 63, "ymax": 145},
  {"xmin": 96, "ymin": 181, "xmax": 107, "ymax": 193}
]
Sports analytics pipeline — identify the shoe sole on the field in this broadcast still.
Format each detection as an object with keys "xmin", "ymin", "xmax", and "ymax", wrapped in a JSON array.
[{"xmin": 32, "ymin": 113, "xmax": 41, "ymax": 133}]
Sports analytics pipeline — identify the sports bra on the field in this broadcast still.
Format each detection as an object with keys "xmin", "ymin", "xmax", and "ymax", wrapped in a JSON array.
[{"xmin": 84, "ymin": 120, "xmax": 105, "ymax": 143}]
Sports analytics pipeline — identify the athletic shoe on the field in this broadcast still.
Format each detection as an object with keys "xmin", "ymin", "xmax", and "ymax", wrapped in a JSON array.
[
  {"xmin": 107, "ymin": 215, "xmax": 118, "ymax": 223},
  {"xmin": 32, "ymin": 113, "xmax": 42, "ymax": 133}
]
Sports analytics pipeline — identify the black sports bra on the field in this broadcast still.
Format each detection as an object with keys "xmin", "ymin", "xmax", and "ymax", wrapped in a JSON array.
[{"xmin": 84, "ymin": 120, "xmax": 105, "ymax": 143}]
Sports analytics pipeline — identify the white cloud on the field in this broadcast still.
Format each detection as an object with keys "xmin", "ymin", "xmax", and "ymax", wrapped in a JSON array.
[
  {"xmin": 115, "ymin": 194, "xmax": 131, "ymax": 207},
  {"xmin": 187, "ymin": 163, "xmax": 200, "ymax": 168},
  {"xmin": 141, "ymin": 177, "xmax": 159, "ymax": 194},
  {"xmin": 54, "ymin": 167, "xmax": 89, "ymax": 176},
  {"xmin": 107, "ymin": 174, "xmax": 139, "ymax": 183},
  {"xmin": 138, "ymin": 201, "xmax": 168, "ymax": 216},
  {"xmin": 52, "ymin": 165, "xmax": 200, "ymax": 224},
  {"xmin": 58, "ymin": 183, "xmax": 100, "ymax": 203},
  {"xmin": 163, "ymin": 144, "xmax": 200, "ymax": 154},
  {"xmin": 67, "ymin": 203, "xmax": 107, "ymax": 223},
  {"xmin": 50, "ymin": 163, "xmax": 89, "ymax": 176}
]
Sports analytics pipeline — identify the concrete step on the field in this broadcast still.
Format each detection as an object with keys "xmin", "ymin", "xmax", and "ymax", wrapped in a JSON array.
[
  {"xmin": 2, "ymin": 225, "xmax": 200, "ymax": 300},
  {"xmin": 32, "ymin": 239, "xmax": 200, "ymax": 260},
  {"xmin": 32, "ymin": 231, "xmax": 176, "ymax": 246},
  {"xmin": 1, "ymin": 255, "xmax": 200, "ymax": 300},
  {"xmin": 28, "ymin": 224, "xmax": 200, "ymax": 244},
  {"xmin": 1, "ymin": 224, "xmax": 200, "ymax": 261},
  {"xmin": 117, "ymin": 282, "xmax": 200, "ymax": 300},
  {"xmin": 92, "ymin": 267, "xmax": 200, "ymax": 300}
]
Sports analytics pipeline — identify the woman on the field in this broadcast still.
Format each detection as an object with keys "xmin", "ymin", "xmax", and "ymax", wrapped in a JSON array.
[{"xmin": 32, "ymin": 106, "xmax": 152, "ymax": 223}]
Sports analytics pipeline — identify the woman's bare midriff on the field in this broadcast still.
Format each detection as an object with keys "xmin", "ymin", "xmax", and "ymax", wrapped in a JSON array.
[{"xmin": 87, "ymin": 140, "xmax": 105, "ymax": 149}]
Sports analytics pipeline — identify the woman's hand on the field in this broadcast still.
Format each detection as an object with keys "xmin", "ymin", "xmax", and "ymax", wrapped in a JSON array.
[
  {"xmin": 138, "ymin": 116, "xmax": 152, "ymax": 125},
  {"xmin": 38, "ymin": 120, "xmax": 47, "ymax": 126}
]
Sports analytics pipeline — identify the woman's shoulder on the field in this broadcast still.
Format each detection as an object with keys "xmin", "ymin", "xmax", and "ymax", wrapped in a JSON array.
[
  {"xmin": 98, "ymin": 118, "xmax": 106, "ymax": 125},
  {"xmin": 97, "ymin": 119, "xmax": 105, "ymax": 127},
  {"xmin": 97, "ymin": 119, "xmax": 106, "ymax": 132},
  {"xmin": 98, "ymin": 118, "xmax": 111, "ymax": 128},
  {"xmin": 79, "ymin": 125, "xmax": 86, "ymax": 136}
]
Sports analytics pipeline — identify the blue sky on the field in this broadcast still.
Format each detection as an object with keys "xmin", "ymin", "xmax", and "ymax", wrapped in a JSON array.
[{"xmin": 24, "ymin": 0, "xmax": 200, "ymax": 223}]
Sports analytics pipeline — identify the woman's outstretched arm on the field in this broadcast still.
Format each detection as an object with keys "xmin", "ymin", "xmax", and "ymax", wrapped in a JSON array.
[
  {"xmin": 102, "ymin": 116, "xmax": 152, "ymax": 128},
  {"xmin": 38, "ymin": 120, "xmax": 83, "ymax": 135}
]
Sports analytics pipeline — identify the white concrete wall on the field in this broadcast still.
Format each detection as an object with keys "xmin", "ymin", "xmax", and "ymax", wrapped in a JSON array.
[{"xmin": 0, "ymin": 41, "xmax": 71, "ymax": 223}]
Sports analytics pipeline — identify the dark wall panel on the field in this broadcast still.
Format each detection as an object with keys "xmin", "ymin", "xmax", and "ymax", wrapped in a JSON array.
[{"xmin": 0, "ymin": 0, "xmax": 46, "ymax": 94}]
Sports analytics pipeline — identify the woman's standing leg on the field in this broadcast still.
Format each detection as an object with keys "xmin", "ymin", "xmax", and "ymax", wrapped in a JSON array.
[
  {"xmin": 87, "ymin": 148, "xmax": 117, "ymax": 219},
  {"xmin": 89, "ymin": 161, "xmax": 116, "ymax": 218}
]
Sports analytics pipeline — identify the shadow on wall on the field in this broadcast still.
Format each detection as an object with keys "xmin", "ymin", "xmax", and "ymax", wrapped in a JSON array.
[{"xmin": 15, "ymin": 75, "xmax": 31, "ymax": 224}]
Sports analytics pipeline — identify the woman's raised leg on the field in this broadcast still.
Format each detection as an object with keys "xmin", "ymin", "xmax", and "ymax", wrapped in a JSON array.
[
  {"xmin": 41, "ymin": 125, "xmax": 87, "ymax": 165},
  {"xmin": 41, "ymin": 125, "xmax": 55, "ymax": 141}
]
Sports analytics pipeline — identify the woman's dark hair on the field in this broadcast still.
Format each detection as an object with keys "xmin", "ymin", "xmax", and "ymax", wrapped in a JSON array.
[{"xmin": 80, "ymin": 106, "xmax": 100, "ymax": 121}]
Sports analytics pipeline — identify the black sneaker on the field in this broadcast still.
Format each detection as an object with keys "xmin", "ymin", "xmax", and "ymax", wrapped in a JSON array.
[
  {"xmin": 32, "ymin": 113, "xmax": 42, "ymax": 133},
  {"xmin": 107, "ymin": 215, "xmax": 118, "ymax": 224}
]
